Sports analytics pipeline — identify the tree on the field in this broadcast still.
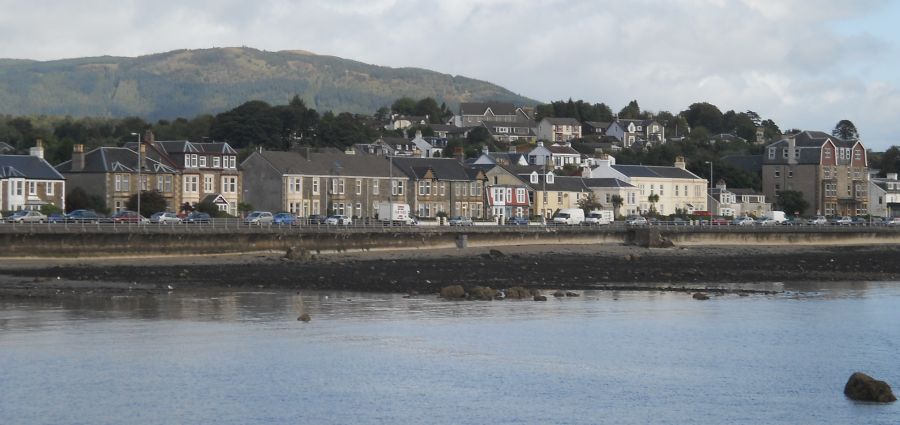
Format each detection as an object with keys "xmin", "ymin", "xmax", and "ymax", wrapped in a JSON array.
[
  {"xmin": 776, "ymin": 190, "xmax": 809, "ymax": 216},
  {"xmin": 879, "ymin": 146, "xmax": 900, "ymax": 176},
  {"xmin": 610, "ymin": 195, "xmax": 624, "ymax": 218},
  {"xmin": 577, "ymin": 192, "xmax": 603, "ymax": 213},
  {"xmin": 647, "ymin": 193, "xmax": 660, "ymax": 216},
  {"xmin": 618, "ymin": 100, "xmax": 641, "ymax": 119},
  {"xmin": 65, "ymin": 187, "xmax": 107, "ymax": 214},
  {"xmin": 466, "ymin": 126, "xmax": 492, "ymax": 146},
  {"xmin": 391, "ymin": 97, "xmax": 417, "ymax": 115},
  {"xmin": 683, "ymin": 102, "xmax": 724, "ymax": 134},
  {"xmin": 125, "ymin": 190, "xmax": 168, "ymax": 217},
  {"xmin": 832, "ymin": 120, "xmax": 859, "ymax": 141}
]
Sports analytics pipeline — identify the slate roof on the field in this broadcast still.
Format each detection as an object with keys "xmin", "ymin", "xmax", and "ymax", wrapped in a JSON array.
[
  {"xmin": 0, "ymin": 155, "xmax": 65, "ymax": 180},
  {"xmin": 730, "ymin": 188, "xmax": 764, "ymax": 197},
  {"xmin": 762, "ymin": 131, "xmax": 860, "ymax": 165},
  {"xmin": 390, "ymin": 157, "xmax": 475, "ymax": 181},
  {"xmin": 582, "ymin": 178, "xmax": 635, "ymax": 188},
  {"xmin": 548, "ymin": 145, "xmax": 580, "ymax": 155},
  {"xmin": 56, "ymin": 147, "xmax": 178, "ymax": 174},
  {"xmin": 611, "ymin": 164, "xmax": 702, "ymax": 180},
  {"xmin": 253, "ymin": 150, "xmax": 401, "ymax": 177},
  {"xmin": 459, "ymin": 102, "xmax": 518, "ymax": 116},
  {"xmin": 543, "ymin": 117, "xmax": 581, "ymax": 126},
  {"xmin": 722, "ymin": 154, "xmax": 763, "ymax": 174},
  {"xmin": 519, "ymin": 174, "xmax": 589, "ymax": 192}
]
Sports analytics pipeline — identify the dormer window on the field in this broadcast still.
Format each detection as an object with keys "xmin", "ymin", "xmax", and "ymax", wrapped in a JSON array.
[
  {"xmin": 768, "ymin": 148, "xmax": 776, "ymax": 159},
  {"xmin": 546, "ymin": 172, "xmax": 555, "ymax": 184},
  {"xmin": 782, "ymin": 148, "xmax": 788, "ymax": 159},
  {"xmin": 530, "ymin": 172, "xmax": 539, "ymax": 184}
]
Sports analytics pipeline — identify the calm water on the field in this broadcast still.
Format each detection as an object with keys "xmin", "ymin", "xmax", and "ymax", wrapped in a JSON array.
[{"xmin": 1, "ymin": 282, "xmax": 899, "ymax": 425}]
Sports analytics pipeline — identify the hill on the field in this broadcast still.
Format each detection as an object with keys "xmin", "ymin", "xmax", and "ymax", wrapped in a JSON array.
[{"xmin": 0, "ymin": 47, "xmax": 538, "ymax": 120}]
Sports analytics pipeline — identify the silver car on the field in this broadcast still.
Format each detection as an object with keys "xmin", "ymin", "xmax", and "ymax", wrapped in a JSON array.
[
  {"xmin": 324, "ymin": 214, "xmax": 352, "ymax": 225},
  {"xmin": 244, "ymin": 211, "xmax": 274, "ymax": 225},
  {"xmin": 150, "ymin": 212, "xmax": 182, "ymax": 224},
  {"xmin": 7, "ymin": 210, "xmax": 47, "ymax": 223}
]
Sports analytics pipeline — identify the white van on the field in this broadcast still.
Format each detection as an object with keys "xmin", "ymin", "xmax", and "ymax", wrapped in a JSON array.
[
  {"xmin": 584, "ymin": 210, "xmax": 613, "ymax": 225},
  {"xmin": 552, "ymin": 208, "xmax": 585, "ymax": 225},
  {"xmin": 764, "ymin": 210, "xmax": 786, "ymax": 224}
]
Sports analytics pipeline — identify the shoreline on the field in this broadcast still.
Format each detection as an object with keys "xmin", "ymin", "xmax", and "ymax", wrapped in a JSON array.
[{"xmin": 1, "ymin": 243, "xmax": 899, "ymax": 298}]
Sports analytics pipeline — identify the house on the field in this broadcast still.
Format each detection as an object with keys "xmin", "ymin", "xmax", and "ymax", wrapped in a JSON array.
[
  {"xmin": 385, "ymin": 115, "xmax": 428, "ymax": 131},
  {"xmin": 481, "ymin": 120, "xmax": 538, "ymax": 143},
  {"xmin": 430, "ymin": 124, "xmax": 472, "ymax": 140},
  {"xmin": 452, "ymin": 102, "xmax": 533, "ymax": 127},
  {"xmin": 582, "ymin": 177, "xmax": 640, "ymax": 217},
  {"xmin": 707, "ymin": 180, "xmax": 769, "ymax": 217},
  {"xmin": 869, "ymin": 173, "xmax": 900, "ymax": 217},
  {"xmin": 470, "ymin": 146, "xmax": 530, "ymax": 168},
  {"xmin": 240, "ymin": 149, "xmax": 405, "ymax": 218},
  {"xmin": 486, "ymin": 184, "xmax": 531, "ymax": 219},
  {"xmin": 0, "ymin": 140, "xmax": 66, "ymax": 211},
  {"xmin": 582, "ymin": 121, "xmax": 612, "ymax": 136},
  {"xmin": 410, "ymin": 131, "xmax": 443, "ymax": 158},
  {"xmin": 57, "ymin": 144, "xmax": 180, "ymax": 213},
  {"xmin": 537, "ymin": 117, "xmax": 582, "ymax": 143},
  {"xmin": 521, "ymin": 172, "xmax": 590, "ymax": 219},
  {"xmin": 390, "ymin": 157, "xmax": 486, "ymax": 219},
  {"xmin": 605, "ymin": 119, "xmax": 665, "ymax": 148},
  {"xmin": 761, "ymin": 131, "xmax": 868, "ymax": 216},
  {"xmin": 526, "ymin": 141, "xmax": 581, "ymax": 169},
  {"xmin": 584, "ymin": 155, "xmax": 708, "ymax": 215}
]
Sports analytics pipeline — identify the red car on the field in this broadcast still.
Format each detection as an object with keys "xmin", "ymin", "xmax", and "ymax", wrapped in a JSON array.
[
  {"xmin": 111, "ymin": 210, "xmax": 148, "ymax": 224},
  {"xmin": 709, "ymin": 217, "xmax": 730, "ymax": 225}
]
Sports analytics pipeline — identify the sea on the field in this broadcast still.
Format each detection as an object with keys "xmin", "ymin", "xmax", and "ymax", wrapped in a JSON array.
[{"xmin": 1, "ymin": 281, "xmax": 898, "ymax": 424}]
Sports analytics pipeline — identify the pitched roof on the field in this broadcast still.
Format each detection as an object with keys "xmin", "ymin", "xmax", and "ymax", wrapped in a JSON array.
[
  {"xmin": 584, "ymin": 121, "xmax": 611, "ymax": 130},
  {"xmin": 548, "ymin": 145, "xmax": 580, "ymax": 155},
  {"xmin": 519, "ymin": 174, "xmax": 589, "ymax": 192},
  {"xmin": 459, "ymin": 102, "xmax": 518, "ymax": 116},
  {"xmin": 582, "ymin": 178, "xmax": 635, "ymax": 188},
  {"xmin": 252, "ymin": 150, "xmax": 400, "ymax": 177},
  {"xmin": 391, "ymin": 157, "xmax": 473, "ymax": 181},
  {"xmin": 56, "ymin": 147, "xmax": 178, "ymax": 174},
  {"xmin": 542, "ymin": 117, "xmax": 581, "ymax": 126},
  {"xmin": 611, "ymin": 164, "xmax": 702, "ymax": 179},
  {"xmin": 0, "ymin": 155, "xmax": 65, "ymax": 180}
]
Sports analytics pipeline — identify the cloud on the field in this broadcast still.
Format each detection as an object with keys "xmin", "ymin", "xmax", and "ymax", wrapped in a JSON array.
[{"xmin": 0, "ymin": 0, "xmax": 897, "ymax": 148}]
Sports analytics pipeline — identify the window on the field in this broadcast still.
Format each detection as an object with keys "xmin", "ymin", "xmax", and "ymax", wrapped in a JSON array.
[
  {"xmin": 768, "ymin": 148, "xmax": 776, "ymax": 159},
  {"xmin": 27, "ymin": 181, "xmax": 36, "ymax": 195},
  {"xmin": 694, "ymin": 185, "xmax": 701, "ymax": 197},
  {"xmin": 312, "ymin": 200, "xmax": 320, "ymax": 215},
  {"xmin": 213, "ymin": 157, "xmax": 221, "ymax": 168},
  {"xmin": 46, "ymin": 182, "xmax": 54, "ymax": 196},
  {"xmin": 650, "ymin": 184, "xmax": 655, "ymax": 194},
  {"xmin": 312, "ymin": 178, "xmax": 319, "ymax": 194},
  {"xmin": 289, "ymin": 177, "xmax": 301, "ymax": 193},
  {"xmin": 199, "ymin": 156, "xmax": 207, "ymax": 167},
  {"xmin": 190, "ymin": 154, "xmax": 198, "ymax": 168},
  {"xmin": 824, "ymin": 148, "xmax": 832, "ymax": 159},
  {"xmin": 184, "ymin": 175, "xmax": 199, "ymax": 192},
  {"xmin": 373, "ymin": 180, "xmax": 379, "ymax": 195},
  {"xmin": 775, "ymin": 184, "xmax": 781, "ymax": 191},
  {"xmin": 184, "ymin": 156, "xmax": 190, "ymax": 168},
  {"xmin": 675, "ymin": 185, "xmax": 680, "ymax": 196},
  {"xmin": 418, "ymin": 180, "xmax": 432, "ymax": 195},
  {"xmin": 782, "ymin": 148, "xmax": 788, "ymax": 159},
  {"xmin": 855, "ymin": 149, "xmax": 862, "ymax": 160},
  {"xmin": 659, "ymin": 185, "xmax": 664, "ymax": 196},
  {"xmin": 628, "ymin": 192, "xmax": 636, "ymax": 204},
  {"xmin": 530, "ymin": 173, "xmax": 539, "ymax": 184},
  {"xmin": 355, "ymin": 203, "xmax": 361, "ymax": 217},
  {"xmin": 141, "ymin": 175, "xmax": 149, "ymax": 191},
  {"xmin": 204, "ymin": 175, "xmax": 214, "ymax": 192},
  {"xmin": 788, "ymin": 170, "xmax": 793, "ymax": 178},
  {"xmin": 164, "ymin": 176, "xmax": 173, "ymax": 193},
  {"xmin": 470, "ymin": 182, "xmax": 478, "ymax": 196},
  {"xmin": 557, "ymin": 192, "xmax": 563, "ymax": 203},
  {"xmin": 775, "ymin": 170, "xmax": 781, "ymax": 178},
  {"xmin": 392, "ymin": 180, "xmax": 405, "ymax": 195},
  {"xmin": 355, "ymin": 179, "xmax": 362, "ymax": 195},
  {"xmin": 794, "ymin": 148, "xmax": 800, "ymax": 158},
  {"xmin": 338, "ymin": 179, "xmax": 345, "ymax": 194},
  {"xmin": 825, "ymin": 183, "xmax": 837, "ymax": 197}
]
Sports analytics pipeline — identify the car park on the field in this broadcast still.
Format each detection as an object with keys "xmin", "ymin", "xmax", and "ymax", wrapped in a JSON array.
[
  {"xmin": 150, "ymin": 212, "xmax": 182, "ymax": 224},
  {"xmin": 7, "ymin": 210, "xmax": 47, "ymax": 223},
  {"xmin": 807, "ymin": 216, "xmax": 827, "ymax": 225},
  {"xmin": 184, "ymin": 212, "xmax": 211, "ymax": 224},
  {"xmin": 273, "ymin": 212, "xmax": 297, "ymax": 225},
  {"xmin": 111, "ymin": 210, "xmax": 148, "ymax": 224},
  {"xmin": 507, "ymin": 216, "xmax": 530, "ymax": 226},
  {"xmin": 244, "ymin": 211, "xmax": 274, "ymax": 225},
  {"xmin": 624, "ymin": 215, "xmax": 648, "ymax": 226},
  {"xmin": 65, "ymin": 209, "xmax": 101, "ymax": 223},
  {"xmin": 324, "ymin": 214, "xmax": 352, "ymax": 225},
  {"xmin": 448, "ymin": 216, "xmax": 474, "ymax": 226}
]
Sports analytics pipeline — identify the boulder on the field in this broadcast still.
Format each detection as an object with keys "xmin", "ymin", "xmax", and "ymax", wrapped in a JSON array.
[
  {"xmin": 468, "ymin": 286, "xmax": 498, "ymax": 301},
  {"xmin": 844, "ymin": 372, "xmax": 896, "ymax": 402},
  {"xmin": 692, "ymin": 293, "xmax": 710, "ymax": 300},
  {"xmin": 489, "ymin": 249, "xmax": 506, "ymax": 259},
  {"xmin": 565, "ymin": 291, "xmax": 580, "ymax": 297},
  {"xmin": 533, "ymin": 295, "xmax": 548, "ymax": 301},
  {"xmin": 553, "ymin": 290, "xmax": 566, "ymax": 298},
  {"xmin": 297, "ymin": 313, "xmax": 311, "ymax": 322},
  {"xmin": 440, "ymin": 285, "xmax": 466, "ymax": 299},
  {"xmin": 506, "ymin": 286, "xmax": 531, "ymax": 299}
]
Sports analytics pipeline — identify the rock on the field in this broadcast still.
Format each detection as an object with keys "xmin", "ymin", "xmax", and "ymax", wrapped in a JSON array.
[
  {"xmin": 692, "ymin": 293, "xmax": 710, "ymax": 300},
  {"xmin": 440, "ymin": 285, "xmax": 466, "ymax": 299},
  {"xmin": 844, "ymin": 372, "xmax": 896, "ymax": 402},
  {"xmin": 489, "ymin": 249, "xmax": 506, "ymax": 259},
  {"xmin": 468, "ymin": 286, "xmax": 498, "ymax": 301},
  {"xmin": 297, "ymin": 313, "xmax": 311, "ymax": 322},
  {"xmin": 533, "ymin": 295, "xmax": 548, "ymax": 301},
  {"xmin": 505, "ymin": 286, "xmax": 532, "ymax": 299},
  {"xmin": 553, "ymin": 290, "xmax": 566, "ymax": 298},
  {"xmin": 565, "ymin": 291, "xmax": 580, "ymax": 297},
  {"xmin": 284, "ymin": 246, "xmax": 311, "ymax": 261}
]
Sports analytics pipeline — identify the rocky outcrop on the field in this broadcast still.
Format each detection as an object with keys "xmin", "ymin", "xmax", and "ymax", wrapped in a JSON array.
[
  {"xmin": 440, "ymin": 285, "xmax": 466, "ymax": 299},
  {"xmin": 692, "ymin": 293, "xmax": 710, "ymax": 300},
  {"xmin": 844, "ymin": 372, "xmax": 896, "ymax": 402},
  {"xmin": 533, "ymin": 295, "xmax": 547, "ymax": 301},
  {"xmin": 467, "ymin": 286, "xmax": 498, "ymax": 300},
  {"xmin": 505, "ymin": 286, "xmax": 532, "ymax": 299},
  {"xmin": 297, "ymin": 313, "xmax": 311, "ymax": 322}
]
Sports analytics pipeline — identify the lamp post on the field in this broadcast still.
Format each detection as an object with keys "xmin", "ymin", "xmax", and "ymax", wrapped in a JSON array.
[
  {"xmin": 704, "ymin": 160, "xmax": 713, "ymax": 192},
  {"xmin": 130, "ymin": 132, "xmax": 141, "ymax": 219}
]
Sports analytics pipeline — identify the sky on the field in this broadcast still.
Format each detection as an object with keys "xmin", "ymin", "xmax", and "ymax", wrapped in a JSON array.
[{"xmin": 1, "ymin": 0, "xmax": 899, "ymax": 149}]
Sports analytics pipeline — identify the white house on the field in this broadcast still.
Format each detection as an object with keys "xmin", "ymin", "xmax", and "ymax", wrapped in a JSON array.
[{"xmin": 584, "ymin": 155, "xmax": 708, "ymax": 215}]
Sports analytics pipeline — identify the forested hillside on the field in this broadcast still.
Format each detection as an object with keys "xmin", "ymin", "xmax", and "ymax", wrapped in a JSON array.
[{"xmin": 0, "ymin": 47, "xmax": 536, "ymax": 119}]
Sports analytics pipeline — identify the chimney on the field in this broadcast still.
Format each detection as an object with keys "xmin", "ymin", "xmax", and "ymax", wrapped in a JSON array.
[
  {"xmin": 143, "ymin": 130, "xmax": 155, "ymax": 145},
  {"xmin": 888, "ymin": 173, "xmax": 898, "ymax": 181},
  {"xmin": 482, "ymin": 145, "xmax": 489, "ymax": 155},
  {"xmin": 537, "ymin": 141, "xmax": 544, "ymax": 147},
  {"xmin": 30, "ymin": 139, "xmax": 44, "ymax": 159},
  {"xmin": 454, "ymin": 146, "xmax": 464, "ymax": 162},
  {"xmin": 786, "ymin": 134, "xmax": 797, "ymax": 165},
  {"xmin": 140, "ymin": 144, "xmax": 147, "ymax": 170},
  {"xmin": 674, "ymin": 156, "xmax": 686, "ymax": 169},
  {"xmin": 414, "ymin": 130, "xmax": 423, "ymax": 140},
  {"xmin": 72, "ymin": 144, "xmax": 85, "ymax": 171},
  {"xmin": 716, "ymin": 179, "xmax": 727, "ymax": 190}
]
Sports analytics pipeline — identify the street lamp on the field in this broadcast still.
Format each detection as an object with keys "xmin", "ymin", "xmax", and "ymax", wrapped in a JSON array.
[
  {"xmin": 704, "ymin": 160, "xmax": 713, "ymax": 192},
  {"xmin": 130, "ymin": 132, "xmax": 141, "ymax": 219}
]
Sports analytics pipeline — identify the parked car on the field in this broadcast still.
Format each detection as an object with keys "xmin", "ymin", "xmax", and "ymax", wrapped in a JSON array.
[
  {"xmin": 869, "ymin": 217, "xmax": 887, "ymax": 226},
  {"xmin": 807, "ymin": 216, "xmax": 827, "ymax": 225},
  {"xmin": 273, "ymin": 212, "xmax": 297, "ymax": 225},
  {"xmin": 184, "ymin": 212, "xmax": 211, "ymax": 224},
  {"xmin": 507, "ymin": 216, "xmax": 530, "ymax": 226},
  {"xmin": 850, "ymin": 216, "xmax": 869, "ymax": 226},
  {"xmin": 150, "ymin": 212, "xmax": 182, "ymax": 224},
  {"xmin": 305, "ymin": 214, "xmax": 327, "ymax": 225},
  {"xmin": 324, "ymin": 214, "xmax": 352, "ymax": 225},
  {"xmin": 831, "ymin": 216, "xmax": 853, "ymax": 226},
  {"xmin": 709, "ymin": 217, "xmax": 730, "ymax": 225},
  {"xmin": 732, "ymin": 216, "xmax": 755, "ymax": 226},
  {"xmin": 755, "ymin": 217, "xmax": 778, "ymax": 226},
  {"xmin": 448, "ymin": 216, "xmax": 474, "ymax": 226},
  {"xmin": 888, "ymin": 217, "xmax": 900, "ymax": 226},
  {"xmin": 625, "ymin": 215, "xmax": 648, "ymax": 226},
  {"xmin": 671, "ymin": 217, "xmax": 688, "ymax": 226},
  {"xmin": 782, "ymin": 216, "xmax": 802, "ymax": 226},
  {"xmin": 47, "ymin": 213, "xmax": 65, "ymax": 224},
  {"xmin": 111, "ymin": 210, "xmax": 148, "ymax": 224},
  {"xmin": 244, "ymin": 211, "xmax": 274, "ymax": 225},
  {"xmin": 65, "ymin": 209, "xmax": 101, "ymax": 223},
  {"xmin": 7, "ymin": 210, "xmax": 47, "ymax": 223}
]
